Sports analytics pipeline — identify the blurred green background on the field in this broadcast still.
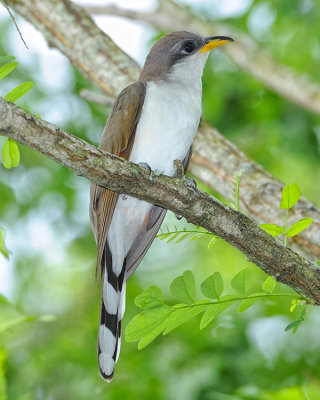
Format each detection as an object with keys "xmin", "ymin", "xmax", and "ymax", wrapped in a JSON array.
[{"xmin": 1, "ymin": 0, "xmax": 320, "ymax": 399}]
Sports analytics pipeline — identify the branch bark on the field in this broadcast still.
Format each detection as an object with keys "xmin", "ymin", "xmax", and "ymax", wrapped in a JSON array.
[
  {"xmin": 4, "ymin": 0, "xmax": 320, "ymax": 262},
  {"xmin": 1, "ymin": 98, "xmax": 320, "ymax": 303},
  {"xmin": 82, "ymin": 0, "xmax": 320, "ymax": 116}
]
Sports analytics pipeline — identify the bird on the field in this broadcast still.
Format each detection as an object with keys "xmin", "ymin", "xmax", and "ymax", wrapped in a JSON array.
[{"xmin": 89, "ymin": 31, "xmax": 234, "ymax": 381}]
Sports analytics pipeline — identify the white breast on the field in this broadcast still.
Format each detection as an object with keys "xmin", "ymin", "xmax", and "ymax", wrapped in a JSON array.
[{"xmin": 130, "ymin": 57, "xmax": 205, "ymax": 175}]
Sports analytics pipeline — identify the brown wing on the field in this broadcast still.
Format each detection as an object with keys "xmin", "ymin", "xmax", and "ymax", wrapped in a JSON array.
[{"xmin": 90, "ymin": 82, "xmax": 146, "ymax": 273}]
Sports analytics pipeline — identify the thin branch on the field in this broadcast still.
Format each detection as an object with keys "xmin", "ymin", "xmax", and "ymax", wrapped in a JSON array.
[
  {"xmin": 82, "ymin": 0, "xmax": 320, "ymax": 116},
  {"xmin": 0, "ymin": 0, "xmax": 28, "ymax": 49},
  {"xmin": 1, "ymin": 98, "xmax": 320, "ymax": 304},
  {"xmin": 79, "ymin": 89, "xmax": 114, "ymax": 107}
]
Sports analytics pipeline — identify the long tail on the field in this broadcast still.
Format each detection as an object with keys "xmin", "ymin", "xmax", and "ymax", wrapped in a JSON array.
[{"xmin": 98, "ymin": 248, "xmax": 126, "ymax": 381}]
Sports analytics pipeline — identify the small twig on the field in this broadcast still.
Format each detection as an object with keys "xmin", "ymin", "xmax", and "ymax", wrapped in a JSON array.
[
  {"xmin": 0, "ymin": 0, "xmax": 29, "ymax": 49},
  {"xmin": 80, "ymin": 89, "xmax": 115, "ymax": 107}
]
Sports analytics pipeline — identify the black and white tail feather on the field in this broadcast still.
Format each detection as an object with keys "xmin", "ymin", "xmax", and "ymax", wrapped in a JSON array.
[{"xmin": 98, "ymin": 246, "xmax": 126, "ymax": 381}]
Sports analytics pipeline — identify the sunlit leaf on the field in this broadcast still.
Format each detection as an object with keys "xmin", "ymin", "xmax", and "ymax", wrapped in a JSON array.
[
  {"xmin": 287, "ymin": 218, "xmax": 313, "ymax": 237},
  {"xmin": 190, "ymin": 234, "xmax": 201, "ymax": 241},
  {"xmin": 0, "ymin": 61, "xmax": 18, "ymax": 80},
  {"xmin": 1, "ymin": 138, "xmax": 20, "ymax": 169},
  {"xmin": 134, "ymin": 286, "xmax": 164, "ymax": 309},
  {"xmin": 125, "ymin": 305, "xmax": 172, "ymax": 347},
  {"xmin": 200, "ymin": 272, "xmax": 224, "ymax": 299},
  {"xmin": 170, "ymin": 270, "xmax": 196, "ymax": 304},
  {"xmin": 200, "ymin": 296, "xmax": 235, "ymax": 329},
  {"xmin": 208, "ymin": 236, "xmax": 219, "ymax": 249},
  {"xmin": 260, "ymin": 224, "xmax": 285, "ymax": 237},
  {"xmin": 166, "ymin": 232, "xmax": 180, "ymax": 243},
  {"xmin": 262, "ymin": 276, "xmax": 277, "ymax": 294},
  {"xmin": 175, "ymin": 232, "xmax": 190, "ymax": 243},
  {"xmin": 231, "ymin": 268, "xmax": 253, "ymax": 295},
  {"xmin": 280, "ymin": 183, "xmax": 301, "ymax": 210},
  {"xmin": 4, "ymin": 81, "xmax": 33, "ymax": 102},
  {"xmin": 0, "ymin": 228, "xmax": 9, "ymax": 259},
  {"xmin": 237, "ymin": 297, "xmax": 259, "ymax": 313},
  {"xmin": 0, "ymin": 55, "xmax": 15, "ymax": 67},
  {"xmin": 163, "ymin": 301, "xmax": 208, "ymax": 335}
]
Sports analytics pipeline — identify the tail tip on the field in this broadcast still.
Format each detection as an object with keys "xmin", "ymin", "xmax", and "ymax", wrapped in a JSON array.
[{"xmin": 99, "ymin": 352, "xmax": 115, "ymax": 382}]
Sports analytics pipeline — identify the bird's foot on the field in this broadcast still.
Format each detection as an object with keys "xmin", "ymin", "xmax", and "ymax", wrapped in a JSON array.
[
  {"xmin": 138, "ymin": 162, "xmax": 152, "ymax": 174},
  {"xmin": 185, "ymin": 177, "xmax": 197, "ymax": 189}
]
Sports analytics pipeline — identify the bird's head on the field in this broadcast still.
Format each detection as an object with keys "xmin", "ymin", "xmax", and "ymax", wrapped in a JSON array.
[{"xmin": 139, "ymin": 31, "xmax": 234, "ymax": 84}]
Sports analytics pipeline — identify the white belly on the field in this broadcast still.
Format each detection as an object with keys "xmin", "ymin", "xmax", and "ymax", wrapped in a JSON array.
[
  {"xmin": 108, "ymin": 80, "xmax": 202, "ymax": 274},
  {"xmin": 130, "ymin": 80, "xmax": 202, "ymax": 175}
]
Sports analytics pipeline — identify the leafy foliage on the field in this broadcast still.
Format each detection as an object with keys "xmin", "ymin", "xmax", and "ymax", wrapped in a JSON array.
[
  {"xmin": 0, "ymin": 55, "xmax": 34, "ymax": 169},
  {"xmin": 260, "ymin": 183, "xmax": 313, "ymax": 246},
  {"xmin": 157, "ymin": 225, "xmax": 220, "ymax": 249},
  {"xmin": 126, "ymin": 269, "xmax": 308, "ymax": 349}
]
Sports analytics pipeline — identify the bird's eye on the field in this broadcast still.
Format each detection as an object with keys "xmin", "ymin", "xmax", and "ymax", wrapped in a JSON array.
[{"xmin": 182, "ymin": 41, "xmax": 195, "ymax": 53}]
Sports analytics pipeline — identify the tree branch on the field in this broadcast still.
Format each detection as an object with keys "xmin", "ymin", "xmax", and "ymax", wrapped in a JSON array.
[
  {"xmin": 4, "ymin": 0, "xmax": 320, "ymax": 262},
  {"xmin": 1, "ymin": 98, "xmax": 320, "ymax": 303},
  {"xmin": 82, "ymin": 0, "xmax": 320, "ymax": 116}
]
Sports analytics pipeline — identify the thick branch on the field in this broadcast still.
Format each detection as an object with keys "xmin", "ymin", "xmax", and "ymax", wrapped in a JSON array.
[
  {"xmin": 5, "ymin": 0, "xmax": 320, "ymax": 262},
  {"xmin": 83, "ymin": 0, "xmax": 320, "ymax": 116},
  {"xmin": 1, "ymin": 98, "xmax": 320, "ymax": 303}
]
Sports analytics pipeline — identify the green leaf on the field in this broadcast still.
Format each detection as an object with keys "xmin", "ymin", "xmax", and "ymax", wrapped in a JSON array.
[
  {"xmin": 208, "ymin": 236, "xmax": 219, "ymax": 249},
  {"xmin": 280, "ymin": 183, "xmax": 301, "ymax": 210},
  {"xmin": 285, "ymin": 309, "xmax": 306, "ymax": 334},
  {"xmin": 317, "ymin": 260, "xmax": 320, "ymax": 266},
  {"xmin": 260, "ymin": 224, "xmax": 285, "ymax": 237},
  {"xmin": 237, "ymin": 297, "xmax": 260, "ymax": 313},
  {"xmin": 163, "ymin": 301, "xmax": 208, "ymax": 335},
  {"xmin": 287, "ymin": 218, "xmax": 313, "ymax": 237},
  {"xmin": 166, "ymin": 232, "xmax": 180, "ymax": 243},
  {"xmin": 200, "ymin": 296, "xmax": 235, "ymax": 329},
  {"xmin": 125, "ymin": 305, "xmax": 172, "ymax": 347},
  {"xmin": 4, "ymin": 81, "xmax": 33, "ymax": 102},
  {"xmin": 190, "ymin": 234, "xmax": 202, "ymax": 241},
  {"xmin": 262, "ymin": 276, "xmax": 277, "ymax": 294},
  {"xmin": 0, "ymin": 55, "xmax": 16, "ymax": 67},
  {"xmin": 134, "ymin": 286, "xmax": 164, "ymax": 309},
  {"xmin": 231, "ymin": 268, "xmax": 253, "ymax": 295},
  {"xmin": 0, "ymin": 228, "xmax": 9, "ymax": 259},
  {"xmin": 0, "ymin": 61, "xmax": 18, "ymax": 80},
  {"xmin": 175, "ymin": 232, "xmax": 190, "ymax": 243},
  {"xmin": 1, "ymin": 138, "xmax": 20, "ymax": 169},
  {"xmin": 159, "ymin": 233, "xmax": 170, "ymax": 240},
  {"xmin": 170, "ymin": 270, "xmax": 196, "ymax": 304},
  {"xmin": 200, "ymin": 272, "xmax": 224, "ymax": 299}
]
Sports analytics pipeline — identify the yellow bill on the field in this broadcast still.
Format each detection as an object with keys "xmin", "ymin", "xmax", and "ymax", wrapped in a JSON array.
[{"xmin": 199, "ymin": 36, "xmax": 234, "ymax": 53}]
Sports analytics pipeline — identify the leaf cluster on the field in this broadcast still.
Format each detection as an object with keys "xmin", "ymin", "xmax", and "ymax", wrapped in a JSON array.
[
  {"xmin": 125, "ymin": 269, "xmax": 308, "ymax": 350},
  {"xmin": 157, "ymin": 225, "xmax": 220, "ymax": 249},
  {"xmin": 260, "ymin": 183, "xmax": 312, "ymax": 245}
]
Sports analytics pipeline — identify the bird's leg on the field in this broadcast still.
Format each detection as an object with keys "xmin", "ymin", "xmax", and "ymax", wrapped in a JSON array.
[
  {"xmin": 173, "ymin": 160, "xmax": 184, "ymax": 220},
  {"xmin": 173, "ymin": 159, "xmax": 184, "ymax": 179}
]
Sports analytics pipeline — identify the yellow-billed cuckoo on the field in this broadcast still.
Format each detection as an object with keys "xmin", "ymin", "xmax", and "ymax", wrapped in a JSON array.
[{"xmin": 90, "ymin": 31, "xmax": 233, "ymax": 381}]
